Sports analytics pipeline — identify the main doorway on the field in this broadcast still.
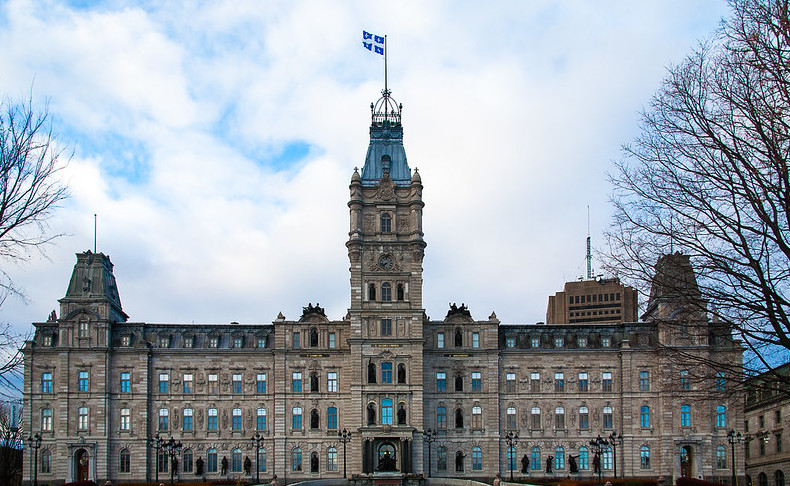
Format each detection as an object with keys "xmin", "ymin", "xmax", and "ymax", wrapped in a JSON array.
[
  {"xmin": 680, "ymin": 446, "xmax": 693, "ymax": 478},
  {"xmin": 75, "ymin": 448, "xmax": 90, "ymax": 481}
]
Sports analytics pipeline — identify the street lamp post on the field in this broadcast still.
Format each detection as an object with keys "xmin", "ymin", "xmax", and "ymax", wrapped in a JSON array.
[
  {"xmin": 504, "ymin": 430, "xmax": 519, "ymax": 482},
  {"xmin": 148, "ymin": 433, "xmax": 182, "ymax": 486},
  {"xmin": 148, "ymin": 433, "xmax": 163, "ymax": 483},
  {"xmin": 338, "ymin": 428, "xmax": 352, "ymax": 479},
  {"xmin": 251, "ymin": 432, "xmax": 265, "ymax": 484},
  {"xmin": 590, "ymin": 435, "xmax": 610, "ymax": 485},
  {"xmin": 609, "ymin": 431, "xmax": 623, "ymax": 478},
  {"xmin": 423, "ymin": 428, "xmax": 436, "ymax": 478},
  {"xmin": 728, "ymin": 429, "xmax": 743, "ymax": 486},
  {"xmin": 27, "ymin": 433, "xmax": 41, "ymax": 486}
]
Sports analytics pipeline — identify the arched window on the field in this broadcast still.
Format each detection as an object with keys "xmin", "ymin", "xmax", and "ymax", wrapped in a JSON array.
[
  {"xmin": 579, "ymin": 446, "xmax": 589, "ymax": 470},
  {"xmin": 382, "ymin": 399, "xmax": 393, "ymax": 425},
  {"xmin": 717, "ymin": 445, "xmax": 727, "ymax": 469},
  {"xmin": 397, "ymin": 283, "xmax": 405, "ymax": 301},
  {"xmin": 455, "ymin": 328, "xmax": 463, "ymax": 347},
  {"xmin": 310, "ymin": 409, "xmax": 320, "ymax": 429},
  {"xmin": 603, "ymin": 447, "xmax": 613, "ymax": 470},
  {"xmin": 640, "ymin": 445, "xmax": 650, "ymax": 469},
  {"xmin": 507, "ymin": 407, "xmax": 517, "ymax": 429},
  {"xmin": 455, "ymin": 408, "xmax": 464, "ymax": 428},
  {"xmin": 760, "ymin": 473, "xmax": 769, "ymax": 486},
  {"xmin": 368, "ymin": 283, "xmax": 376, "ymax": 301},
  {"xmin": 182, "ymin": 448, "xmax": 193, "ymax": 474},
  {"xmin": 381, "ymin": 213, "xmax": 392, "ymax": 233},
  {"xmin": 555, "ymin": 406, "xmax": 565, "ymax": 429},
  {"xmin": 310, "ymin": 372, "xmax": 319, "ymax": 392},
  {"xmin": 437, "ymin": 446, "xmax": 447, "ymax": 470},
  {"xmin": 368, "ymin": 362, "xmax": 377, "ymax": 384},
  {"xmin": 579, "ymin": 406, "xmax": 589, "ymax": 429},
  {"xmin": 472, "ymin": 446, "xmax": 482, "ymax": 470},
  {"xmin": 207, "ymin": 448, "xmax": 218, "ymax": 473},
  {"xmin": 367, "ymin": 402, "xmax": 376, "ymax": 425},
  {"xmin": 310, "ymin": 451, "xmax": 319, "ymax": 473},
  {"xmin": 382, "ymin": 282, "xmax": 392, "ymax": 301},
  {"xmin": 258, "ymin": 448, "xmax": 267, "ymax": 472},
  {"xmin": 232, "ymin": 448, "xmax": 242, "ymax": 472},
  {"xmin": 776, "ymin": 470, "xmax": 785, "ymax": 486},
  {"xmin": 555, "ymin": 446, "xmax": 565, "ymax": 470},
  {"xmin": 42, "ymin": 449, "xmax": 53, "ymax": 473},
  {"xmin": 309, "ymin": 328, "xmax": 318, "ymax": 347},
  {"xmin": 397, "ymin": 363, "xmax": 406, "ymax": 383},
  {"xmin": 531, "ymin": 446, "xmax": 541, "ymax": 470},
  {"xmin": 328, "ymin": 447, "xmax": 338, "ymax": 471},
  {"xmin": 508, "ymin": 446, "xmax": 517, "ymax": 471},
  {"xmin": 293, "ymin": 447, "xmax": 303, "ymax": 471},
  {"xmin": 531, "ymin": 407, "xmax": 541, "ymax": 429}
]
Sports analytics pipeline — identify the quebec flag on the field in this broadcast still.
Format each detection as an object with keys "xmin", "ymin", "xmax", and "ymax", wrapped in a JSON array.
[{"xmin": 363, "ymin": 30, "xmax": 385, "ymax": 55}]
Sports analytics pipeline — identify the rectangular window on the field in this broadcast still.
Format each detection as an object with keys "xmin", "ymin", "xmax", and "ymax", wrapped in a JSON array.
[
  {"xmin": 777, "ymin": 410, "xmax": 783, "ymax": 425},
  {"xmin": 381, "ymin": 363, "xmax": 393, "ymax": 383},
  {"xmin": 579, "ymin": 407, "xmax": 589, "ymax": 429},
  {"xmin": 232, "ymin": 374, "xmax": 242, "ymax": 394},
  {"xmin": 120, "ymin": 408, "xmax": 131, "ymax": 431},
  {"xmin": 208, "ymin": 408, "xmax": 218, "ymax": 430},
  {"xmin": 555, "ymin": 337, "xmax": 564, "ymax": 347},
  {"xmin": 437, "ymin": 332, "xmax": 445, "ymax": 348},
  {"xmin": 233, "ymin": 337, "xmax": 242, "ymax": 348},
  {"xmin": 257, "ymin": 337, "xmax": 266, "ymax": 348},
  {"xmin": 506, "ymin": 372, "xmax": 516, "ymax": 393},
  {"xmin": 183, "ymin": 450, "xmax": 193, "ymax": 473},
  {"xmin": 382, "ymin": 399, "xmax": 393, "ymax": 425},
  {"xmin": 760, "ymin": 439, "xmax": 766, "ymax": 456},
  {"xmin": 578, "ymin": 372, "xmax": 588, "ymax": 392},
  {"xmin": 183, "ymin": 408, "xmax": 193, "ymax": 431},
  {"xmin": 293, "ymin": 372, "xmax": 303, "ymax": 392},
  {"xmin": 328, "ymin": 372, "xmax": 338, "ymax": 392},
  {"xmin": 78, "ymin": 371, "xmax": 89, "ymax": 392},
  {"xmin": 42, "ymin": 409, "xmax": 52, "ymax": 431},
  {"xmin": 681, "ymin": 404, "xmax": 691, "ymax": 427},
  {"xmin": 183, "ymin": 336, "xmax": 193, "ymax": 348},
  {"xmin": 602, "ymin": 372, "xmax": 613, "ymax": 392},
  {"xmin": 159, "ymin": 408, "xmax": 169, "ymax": 430},
  {"xmin": 208, "ymin": 336, "xmax": 219, "ymax": 348},
  {"xmin": 257, "ymin": 409, "xmax": 267, "ymax": 430},
  {"xmin": 716, "ymin": 371, "xmax": 726, "ymax": 391},
  {"xmin": 120, "ymin": 372, "xmax": 130, "ymax": 393},
  {"xmin": 208, "ymin": 374, "xmax": 218, "ymax": 394},
  {"xmin": 760, "ymin": 415, "xmax": 765, "ymax": 428},
  {"xmin": 506, "ymin": 337, "xmax": 515, "ymax": 348},
  {"xmin": 472, "ymin": 406, "xmax": 482, "ymax": 429},
  {"xmin": 121, "ymin": 335, "xmax": 130, "ymax": 346},
  {"xmin": 778, "ymin": 433, "xmax": 784, "ymax": 453},
  {"xmin": 41, "ymin": 373, "xmax": 52, "ymax": 394},
  {"xmin": 603, "ymin": 407, "xmax": 613, "ymax": 429},
  {"xmin": 293, "ymin": 407, "xmax": 303, "ymax": 430},
  {"xmin": 436, "ymin": 372, "xmax": 446, "ymax": 392},
  {"xmin": 158, "ymin": 373, "xmax": 169, "ymax": 393},
  {"xmin": 437, "ymin": 406, "xmax": 447, "ymax": 429},
  {"xmin": 293, "ymin": 332, "xmax": 300, "ymax": 349},
  {"xmin": 554, "ymin": 372, "xmax": 564, "ymax": 392},
  {"xmin": 578, "ymin": 336, "xmax": 587, "ymax": 347},
  {"xmin": 381, "ymin": 319, "xmax": 392, "ymax": 336},
  {"xmin": 530, "ymin": 372, "xmax": 541, "ymax": 392},
  {"xmin": 601, "ymin": 336, "xmax": 611, "ymax": 347},
  {"xmin": 78, "ymin": 407, "xmax": 89, "ymax": 430},
  {"xmin": 329, "ymin": 332, "xmax": 336, "ymax": 349},
  {"xmin": 531, "ymin": 337, "xmax": 540, "ymax": 348},
  {"xmin": 471, "ymin": 372, "xmax": 482, "ymax": 391},
  {"xmin": 327, "ymin": 407, "xmax": 338, "ymax": 429},
  {"xmin": 257, "ymin": 373, "xmax": 267, "ymax": 394},
  {"xmin": 717, "ymin": 405, "xmax": 727, "ymax": 427},
  {"xmin": 232, "ymin": 408, "xmax": 242, "ymax": 430},
  {"xmin": 79, "ymin": 321, "xmax": 89, "ymax": 338},
  {"xmin": 680, "ymin": 370, "xmax": 690, "ymax": 390},
  {"xmin": 183, "ymin": 374, "xmax": 193, "ymax": 394},
  {"xmin": 472, "ymin": 332, "xmax": 479, "ymax": 348},
  {"xmin": 639, "ymin": 371, "xmax": 650, "ymax": 391}
]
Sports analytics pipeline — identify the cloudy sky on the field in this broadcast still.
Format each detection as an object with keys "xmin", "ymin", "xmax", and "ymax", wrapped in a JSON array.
[{"xmin": 0, "ymin": 0, "xmax": 732, "ymax": 333}]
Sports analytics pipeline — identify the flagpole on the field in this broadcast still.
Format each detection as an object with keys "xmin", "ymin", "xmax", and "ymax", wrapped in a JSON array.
[{"xmin": 384, "ymin": 34, "xmax": 388, "ymax": 94}]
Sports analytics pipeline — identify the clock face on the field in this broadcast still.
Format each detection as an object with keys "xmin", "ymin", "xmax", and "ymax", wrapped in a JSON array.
[{"xmin": 378, "ymin": 255, "xmax": 394, "ymax": 270}]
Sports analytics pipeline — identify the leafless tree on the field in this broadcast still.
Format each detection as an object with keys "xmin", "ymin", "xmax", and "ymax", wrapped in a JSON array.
[
  {"xmin": 605, "ymin": 0, "xmax": 790, "ymax": 382},
  {"xmin": 0, "ymin": 401, "xmax": 23, "ymax": 486},
  {"xmin": 0, "ymin": 94, "xmax": 69, "ymax": 392}
]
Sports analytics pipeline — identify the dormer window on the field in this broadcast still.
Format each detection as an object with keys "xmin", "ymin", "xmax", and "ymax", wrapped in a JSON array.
[
  {"xmin": 208, "ymin": 336, "xmax": 219, "ymax": 348},
  {"xmin": 233, "ymin": 337, "xmax": 243, "ymax": 348},
  {"xmin": 43, "ymin": 335, "xmax": 52, "ymax": 347},
  {"xmin": 121, "ymin": 335, "xmax": 131, "ymax": 347},
  {"xmin": 159, "ymin": 336, "xmax": 170, "ymax": 348},
  {"xmin": 381, "ymin": 213, "xmax": 392, "ymax": 233},
  {"xmin": 183, "ymin": 336, "xmax": 194, "ymax": 348}
]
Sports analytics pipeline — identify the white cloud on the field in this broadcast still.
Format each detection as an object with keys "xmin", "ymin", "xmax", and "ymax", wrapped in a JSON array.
[{"xmin": 0, "ymin": 0, "xmax": 731, "ymax": 332}]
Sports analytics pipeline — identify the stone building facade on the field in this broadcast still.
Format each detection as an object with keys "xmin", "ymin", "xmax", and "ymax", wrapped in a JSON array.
[
  {"xmin": 744, "ymin": 364, "xmax": 790, "ymax": 486},
  {"xmin": 23, "ymin": 89, "xmax": 743, "ymax": 485}
]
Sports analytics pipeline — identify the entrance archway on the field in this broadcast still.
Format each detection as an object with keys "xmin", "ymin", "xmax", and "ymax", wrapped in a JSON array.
[
  {"xmin": 75, "ymin": 448, "xmax": 90, "ymax": 481},
  {"xmin": 680, "ymin": 446, "xmax": 692, "ymax": 478},
  {"xmin": 377, "ymin": 442, "xmax": 397, "ymax": 471}
]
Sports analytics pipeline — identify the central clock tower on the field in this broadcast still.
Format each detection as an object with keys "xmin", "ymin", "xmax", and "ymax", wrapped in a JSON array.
[{"xmin": 346, "ymin": 88, "xmax": 426, "ymax": 476}]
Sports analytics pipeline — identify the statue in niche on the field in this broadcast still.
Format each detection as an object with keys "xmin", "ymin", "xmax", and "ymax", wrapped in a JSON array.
[
  {"xmin": 221, "ymin": 456, "xmax": 229, "ymax": 475},
  {"xmin": 455, "ymin": 451, "xmax": 466, "ymax": 472},
  {"xmin": 397, "ymin": 404, "xmax": 406, "ymax": 425},
  {"xmin": 569, "ymin": 455, "xmax": 579, "ymax": 473},
  {"xmin": 195, "ymin": 457, "xmax": 204, "ymax": 475},
  {"xmin": 546, "ymin": 455, "xmax": 554, "ymax": 473},
  {"xmin": 521, "ymin": 454, "xmax": 529, "ymax": 473},
  {"xmin": 367, "ymin": 403, "xmax": 376, "ymax": 425},
  {"xmin": 244, "ymin": 456, "xmax": 252, "ymax": 475}
]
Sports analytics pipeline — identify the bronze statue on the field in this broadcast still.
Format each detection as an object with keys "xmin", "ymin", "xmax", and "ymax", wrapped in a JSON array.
[{"xmin": 521, "ymin": 454, "xmax": 529, "ymax": 473}]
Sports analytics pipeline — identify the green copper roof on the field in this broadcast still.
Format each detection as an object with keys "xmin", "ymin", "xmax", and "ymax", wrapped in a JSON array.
[{"xmin": 360, "ymin": 90, "xmax": 411, "ymax": 186}]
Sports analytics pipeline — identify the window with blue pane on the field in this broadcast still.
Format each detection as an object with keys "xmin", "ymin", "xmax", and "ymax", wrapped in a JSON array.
[
  {"xmin": 232, "ymin": 408, "xmax": 242, "ymax": 430},
  {"xmin": 158, "ymin": 373, "xmax": 169, "ymax": 393},
  {"xmin": 120, "ymin": 372, "xmax": 130, "ymax": 393},
  {"xmin": 293, "ymin": 407, "xmax": 303, "ymax": 430},
  {"xmin": 531, "ymin": 447, "xmax": 541, "ymax": 470},
  {"xmin": 437, "ymin": 407, "xmax": 447, "ymax": 429},
  {"xmin": 436, "ymin": 372, "xmax": 446, "ymax": 392},
  {"xmin": 681, "ymin": 404, "xmax": 691, "ymax": 427},
  {"xmin": 41, "ymin": 373, "xmax": 52, "ymax": 393},
  {"xmin": 555, "ymin": 446, "xmax": 565, "ymax": 470},
  {"xmin": 207, "ymin": 449, "xmax": 218, "ymax": 472},
  {"xmin": 382, "ymin": 363, "xmax": 393, "ymax": 383},
  {"xmin": 78, "ymin": 371, "xmax": 89, "ymax": 392},
  {"xmin": 328, "ymin": 407, "xmax": 338, "ymax": 429},
  {"xmin": 257, "ymin": 373, "xmax": 267, "ymax": 393},
  {"xmin": 579, "ymin": 446, "xmax": 589, "ymax": 470},
  {"xmin": 257, "ymin": 409, "xmax": 267, "ymax": 430},
  {"xmin": 472, "ymin": 447, "xmax": 482, "ymax": 470},
  {"xmin": 716, "ymin": 405, "xmax": 727, "ymax": 427},
  {"xmin": 508, "ymin": 446, "xmax": 517, "ymax": 471},
  {"xmin": 472, "ymin": 372, "xmax": 481, "ymax": 391},
  {"xmin": 641, "ymin": 406, "xmax": 651, "ymax": 428},
  {"xmin": 208, "ymin": 408, "xmax": 218, "ymax": 430},
  {"xmin": 293, "ymin": 372, "xmax": 302, "ymax": 392},
  {"xmin": 382, "ymin": 399, "xmax": 393, "ymax": 425},
  {"xmin": 183, "ymin": 408, "xmax": 193, "ymax": 430}
]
